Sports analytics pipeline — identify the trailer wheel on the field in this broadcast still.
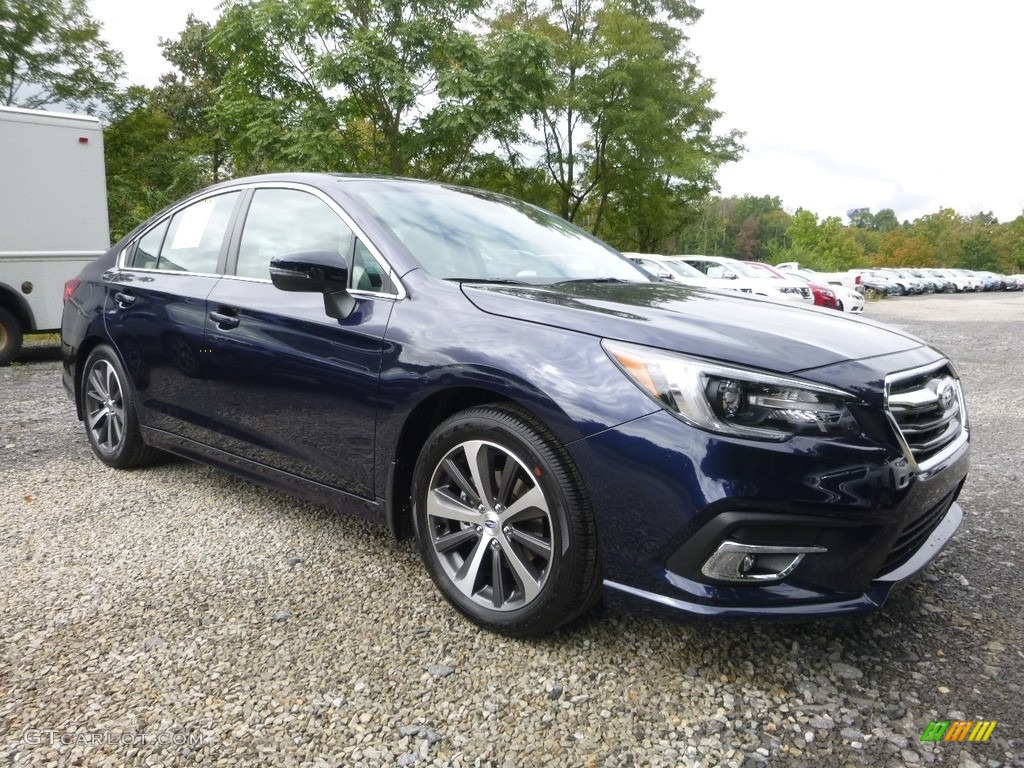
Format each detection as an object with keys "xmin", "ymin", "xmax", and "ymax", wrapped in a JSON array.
[{"xmin": 0, "ymin": 306, "xmax": 24, "ymax": 366}]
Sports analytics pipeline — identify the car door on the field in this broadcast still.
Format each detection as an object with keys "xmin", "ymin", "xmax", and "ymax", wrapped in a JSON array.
[
  {"xmin": 102, "ymin": 190, "xmax": 242, "ymax": 442},
  {"xmin": 201, "ymin": 185, "xmax": 399, "ymax": 499}
]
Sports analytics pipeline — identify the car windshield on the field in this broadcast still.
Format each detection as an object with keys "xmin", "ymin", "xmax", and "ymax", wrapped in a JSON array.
[
  {"xmin": 742, "ymin": 262, "xmax": 782, "ymax": 279},
  {"xmin": 350, "ymin": 181, "xmax": 649, "ymax": 284},
  {"xmin": 661, "ymin": 259, "xmax": 706, "ymax": 278},
  {"xmin": 726, "ymin": 260, "xmax": 770, "ymax": 279}
]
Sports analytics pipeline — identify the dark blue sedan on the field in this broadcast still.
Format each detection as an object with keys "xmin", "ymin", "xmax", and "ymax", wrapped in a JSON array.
[{"xmin": 61, "ymin": 174, "xmax": 970, "ymax": 636}]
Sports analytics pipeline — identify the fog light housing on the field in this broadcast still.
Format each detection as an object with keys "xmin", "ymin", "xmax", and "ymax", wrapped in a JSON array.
[{"xmin": 701, "ymin": 541, "xmax": 826, "ymax": 583}]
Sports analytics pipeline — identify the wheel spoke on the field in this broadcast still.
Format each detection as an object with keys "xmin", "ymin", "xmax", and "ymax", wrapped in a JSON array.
[
  {"xmin": 491, "ymin": 546, "xmax": 506, "ymax": 608},
  {"xmin": 88, "ymin": 367, "xmax": 106, "ymax": 399},
  {"xmin": 463, "ymin": 440, "xmax": 495, "ymax": 510},
  {"xmin": 441, "ymin": 456, "xmax": 481, "ymax": 508},
  {"xmin": 110, "ymin": 412, "xmax": 124, "ymax": 446},
  {"xmin": 103, "ymin": 413, "xmax": 113, "ymax": 449},
  {"xmin": 499, "ymin": 484, "xmax": 547, "ymax": 523},
  {"xmin": 427, "ymin": 487, "xmax": 482, "ymax": 526},
  {"xmin": 452, "ymin": 538, "xmax": 488, "ymax": 598},
  {"xmin": 502, "ymin": 542, "xmax": 543, "ymax": 603},
  {"xmin": 507, "ymin": 527, "xmax": 551, "ymax": 558},
  {"xmin": 433, "ymin": 525, "xmax": 479, "ymax": 554},
  {"xmin": 86, "ymin": 408, "xmax": 105, "ymax": 431},
  {"xmin": 495, "ymin": 458, "xmax": 519, "ymax": 507},
  {"xmin": 105, "ymin": 364, "xmax": 116, "ymax": 402}
]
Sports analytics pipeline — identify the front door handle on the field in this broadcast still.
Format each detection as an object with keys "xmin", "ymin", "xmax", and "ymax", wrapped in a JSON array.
[
  {"xmin": 209, "ymin": 309, "xmax": 240, "ymax": 330},
  {"xmin": 114, "ymin": 291, "xmax": 136, "ymax": 308}
]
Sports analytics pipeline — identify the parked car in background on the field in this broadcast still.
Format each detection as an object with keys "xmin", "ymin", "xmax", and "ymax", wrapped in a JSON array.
[
  {"xmin": 60, "ymin": 173, "xmax": 971, "ymax": 636},
  {"xmin": 775, "ymin": 262, "xmax": 864, "ymax": 293},
  {"xmin": 884, "ymin": 269, "xmax": 928, "ymax": 294},
  {"xmin": 774, "ymin": 269, "xmax": 865, "ymax": 313},
  {"xmin": 743, "ymin": 262, "xmax": 838, "ymax": 310},
  {"xmin": 951, "ymin": 270, "xmax": 984, "ymax": 291},
  {"xmin": 859, "ymin": 269, "xmax": 906, "ymax": 296},
  {"xmin": 677, "ymin": 256, "xmax": 813, "ymax": 303},
  {"xmin": 923, "ymin": 269, "xmax": 970, "ymax": 292},
  {"xmin": 624, "ymin": 253, "xmax": 727, "ymax": 290},
  {"xmin": 907, "ymin": 268, "xmax": 952, "ymax": 293}
]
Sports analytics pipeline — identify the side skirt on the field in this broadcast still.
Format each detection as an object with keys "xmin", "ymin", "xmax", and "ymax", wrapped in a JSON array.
[{"xmin": 141, "ymin": 426, "xmax": 385, "ymax": 525}]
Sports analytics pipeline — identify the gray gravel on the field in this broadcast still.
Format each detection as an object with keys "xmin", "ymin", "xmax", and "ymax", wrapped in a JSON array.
[{"xmin": 1, "ymin": 293, "xmax": 1022, "ymax": 767}]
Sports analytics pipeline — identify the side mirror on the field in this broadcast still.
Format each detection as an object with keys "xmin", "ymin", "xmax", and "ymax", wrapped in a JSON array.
[{"xmin": 270, "ymin": 250, "xmax": 355, "ymax": 320}]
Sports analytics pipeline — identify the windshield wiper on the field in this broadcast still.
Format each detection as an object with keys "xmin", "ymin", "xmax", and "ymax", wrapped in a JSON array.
[
  {"xmin": 453, "ymin": 278, "xmax": 533, "ymax": 286},
  {"xmin": 551, "ymin": 277, "xmax": 635, "ymax": 285}
]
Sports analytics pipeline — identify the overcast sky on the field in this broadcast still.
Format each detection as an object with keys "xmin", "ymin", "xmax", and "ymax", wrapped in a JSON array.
[{"xmin": 88, "ymin": 0, "xmax": 1024, "ymax": 224}]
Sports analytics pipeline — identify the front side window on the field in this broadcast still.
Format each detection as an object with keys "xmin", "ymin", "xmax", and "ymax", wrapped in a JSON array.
[
  {"xmin": 236, "ymin": 189, "xmax": 354, "ymax": 280},
  {"xmin": 156, "ymin": 192, "xmax": 240, "ymax": 273}
]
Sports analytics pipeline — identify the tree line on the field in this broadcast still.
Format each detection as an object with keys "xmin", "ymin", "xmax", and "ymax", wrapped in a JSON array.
[
  {"xmin": 2, "ymin": 0, "xmax": 1021, "ymax": 273},
  {"xmin": 675, "ymin": 197, "xmax": 1024, "ymax": 274}
]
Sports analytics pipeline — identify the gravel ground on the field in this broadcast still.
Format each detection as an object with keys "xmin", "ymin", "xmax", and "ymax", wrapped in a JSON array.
[{"xmin": 1, "ymin": 293, "xmax": 1021, "ymax": 768}]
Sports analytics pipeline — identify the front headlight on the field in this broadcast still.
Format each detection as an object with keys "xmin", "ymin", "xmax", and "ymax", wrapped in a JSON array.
[{"xmin": 603, "ymin": 340, "xmax": 860, "ymax": 440}]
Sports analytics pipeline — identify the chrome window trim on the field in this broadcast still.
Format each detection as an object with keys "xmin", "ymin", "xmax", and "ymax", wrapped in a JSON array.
[
  {"xmin": 884, "ymin": 359, "xmax": 969, "ymax": 475},
  {"xmin": 115, "ymin": 181, "xmax": 407, "ymax": 300}
]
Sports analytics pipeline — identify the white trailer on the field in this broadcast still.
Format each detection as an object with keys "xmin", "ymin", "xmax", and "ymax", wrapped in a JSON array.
[{"xmin": 0, "ymin": 105, "xmax": 109, "ymax": 364}]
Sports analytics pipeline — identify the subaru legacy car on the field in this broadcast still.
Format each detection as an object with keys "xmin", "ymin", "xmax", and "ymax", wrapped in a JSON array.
[{"xmin": 61, "ymin": 174, "xmax": 970, "ymax": 636}]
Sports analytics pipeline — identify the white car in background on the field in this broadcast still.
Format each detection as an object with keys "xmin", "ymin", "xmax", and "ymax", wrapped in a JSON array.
[
  {"xmin": 624, "ymin": 253, "xmax": 732, "ymax": 290},
  {"xmin": 674, "ymin": 255, "xmax": 814, "ymax": 304}
]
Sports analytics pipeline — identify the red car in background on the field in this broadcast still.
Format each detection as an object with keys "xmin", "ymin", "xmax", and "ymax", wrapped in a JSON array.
[{"xmin": 744, "ymin": 261, "xmax": 840, "ymax": 310}]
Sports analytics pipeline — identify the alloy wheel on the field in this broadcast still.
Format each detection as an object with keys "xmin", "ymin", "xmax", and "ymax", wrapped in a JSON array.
[
  {"xmin": 84, "ymin": 359, "xmax": 126, "ymax": 454},
  {"xmin": 425, "ymin": 439, "xmax": 554, "ymax": 611}
]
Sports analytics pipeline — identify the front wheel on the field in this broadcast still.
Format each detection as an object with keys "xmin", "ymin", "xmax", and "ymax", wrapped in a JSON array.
[
  {"xmin": 81, "ymin": 345, "xmax": 162, "ymax": 468},
  {"xmin": 412, "ymin": 404, "xmax": 602, "ymax": 636}
]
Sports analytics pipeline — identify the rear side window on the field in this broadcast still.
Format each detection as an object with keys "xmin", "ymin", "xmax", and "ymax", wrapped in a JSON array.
[
  {"xmin": 140, "ymin": 192, "xmax": 240, "ymax": 274},
  {"xmin": 235, "ymin": 189, "xmax": 355, "ymax": 280},
  {"xmin": 133, "ymin": 220, "xmax": 168, "ymax": 269}
]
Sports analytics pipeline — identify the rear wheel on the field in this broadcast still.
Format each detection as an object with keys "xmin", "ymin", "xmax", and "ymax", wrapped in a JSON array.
[
  {"xmin": 0, "ymin": 306, "xmax": 24, "ymax": 366},
  {"xmin": 81, "ymin": 346, "xmax": 161, "ymax": 468},
  {"xmin": 413, "ymin": 404, "xmax": 602, "ymax": 636}
]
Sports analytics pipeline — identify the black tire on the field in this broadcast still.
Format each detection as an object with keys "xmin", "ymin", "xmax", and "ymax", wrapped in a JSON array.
[
  {"xmin": 81, "ymin": 345, "xmax": 162, "ymax": 469},
  {"xmin": 412, "ymin": 403, "xmax": 602, "ymax": 637},
  {"xmin": 0, "ymin": 305, "xmax": 24, "ymax": 366}
]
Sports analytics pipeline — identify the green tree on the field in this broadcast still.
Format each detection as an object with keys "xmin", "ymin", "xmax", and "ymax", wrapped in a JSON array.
[
  {"xmin": 783, "ymin": 210, "xmax": 864, "ymax": 270},
  {"xmin": 0, "ymin": 0, "xmax": 122, "ymax": 111},
  {"xmin": 153, "ymin": 14, "xmax": 230, "ymax": 184},
  {"xmin": 874, "ymin": 230, "xmax": 937, "ymax": 267},
  {"xmin": 496, "ymin": 0, "xmax": 741, "ymax": 244},
  {"xmin": 210, "ymin": 0, "xmax": 549, "ymax": 177},
  {"xmin": 104, "ymin": 87, "xmax": 204, "ymax": 240},
  {"xmin": 909, "ymin": 208, "xmax": 962, "ymax": 266}
]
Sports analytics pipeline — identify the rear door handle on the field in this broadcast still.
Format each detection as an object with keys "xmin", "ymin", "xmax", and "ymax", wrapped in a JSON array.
[
  {"xmin": 114, "ymin": 291, "xmax": 136, "ymax": 308},
  {"xmin": 209, "ymin": 309, "xmax": 240, "ymax": 330}
]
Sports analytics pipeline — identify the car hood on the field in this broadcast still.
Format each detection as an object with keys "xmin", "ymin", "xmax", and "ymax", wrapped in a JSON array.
[{"xmin": 462, "ymin": 281, "xmax": 927, "ymax": 374}]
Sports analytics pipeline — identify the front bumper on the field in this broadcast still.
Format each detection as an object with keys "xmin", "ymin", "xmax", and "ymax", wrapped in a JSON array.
[{"xmin": 568, "ymin": 405, "xmax": 969, "ymax": 619}]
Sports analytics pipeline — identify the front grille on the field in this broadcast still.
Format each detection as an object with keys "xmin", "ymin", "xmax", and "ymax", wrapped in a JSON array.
[
  {"xmin": 882, "ymin": 489, "xmax": 957, "ymax": 572},
  {"xmin": 799, "ymin": 287, "xmax": 811, "ymax": 299},
  {"xmin": 885, "ymin": 363, "xmax": 966, "ymax": 468}
]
